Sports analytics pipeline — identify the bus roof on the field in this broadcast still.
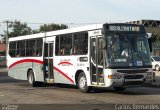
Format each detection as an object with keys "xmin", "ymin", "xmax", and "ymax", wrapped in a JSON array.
[
  {"xmin": 9, "ymin": 24, "xmax": 103, "ymax": 41},
  {"xmin": 8, "ymin": 23, "xmax": 144, "ymax": 42}
]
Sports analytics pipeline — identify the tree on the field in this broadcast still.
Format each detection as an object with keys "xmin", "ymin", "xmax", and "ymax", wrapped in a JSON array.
[
  {"xmin": 151, "ymin": 33, "xmax": 160, "ymax": 42},
  {"xmin": 38, "ymin": 23, "xmax": 68, "ymax": 33},
  {"xmin": 2, "ymin": 20, "xmax": 69, "ymax": 37},
  {"xmin": 5, "ymin": 20, "xmax": 32, "ymax": 38}
]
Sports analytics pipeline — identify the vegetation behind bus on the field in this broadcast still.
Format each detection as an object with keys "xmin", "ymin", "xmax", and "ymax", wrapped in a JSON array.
[{"xmin": 3, "ymin": 20, "xmax": 68, "ymax": 38}]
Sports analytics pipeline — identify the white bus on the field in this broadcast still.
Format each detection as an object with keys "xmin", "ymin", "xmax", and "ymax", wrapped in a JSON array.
[{"xmin": 7, "ymin": 23, "xmax": 153, "ymax": 92}]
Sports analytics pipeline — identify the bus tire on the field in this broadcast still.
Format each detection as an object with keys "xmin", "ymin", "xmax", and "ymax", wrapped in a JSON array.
[
  {"xmin": 77, "ymin": 72, "xmax": 91, "ymax": 93},
  {"xmin": 27, "ymin": 70, "xmax": 37, "ymax": 87},
  {"xmin": 114, "ymin": 87, "xmax": 125, "ymax": 91}
]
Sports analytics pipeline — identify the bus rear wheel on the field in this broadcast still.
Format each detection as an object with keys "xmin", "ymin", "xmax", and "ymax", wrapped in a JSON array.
[
  {"xmin": 27, "ymin": 70, "xmax": 37, "ymax": 87},
  {"xmin": 77, "ymin": 72, "xmax": 91, "ymax": 93}
]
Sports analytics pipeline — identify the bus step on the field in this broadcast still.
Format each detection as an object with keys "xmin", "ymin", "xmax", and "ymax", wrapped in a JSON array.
[{"xmin": 46, "ymin": 78, "xmax": 54, "ymax": 83}]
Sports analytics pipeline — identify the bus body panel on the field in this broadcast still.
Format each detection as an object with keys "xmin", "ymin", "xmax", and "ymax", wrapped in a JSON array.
[
  {"xmin": 73, "ymin": 55, "xmax": 90, "ymax": 86},
  {"xmin": 53, "ymin": 55, "xmax": 90, "ymax": 85},
  {"xmin": 53, "ymin": 56, "xmax": 75, "ymax": 84},
  {"xmin": 7, "ymin": 56, "xmax": 44, "ymax": 82},
  {"xmin": 32, "ymin": 62, "xmax": 44, "ymax": 82}
]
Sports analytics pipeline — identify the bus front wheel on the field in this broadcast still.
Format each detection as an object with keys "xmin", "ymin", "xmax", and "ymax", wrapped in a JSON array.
[
  {"xmin": 77, "ymin": 72, "xmax": 91, "ymax": 93},
  {"xmin": 27, "ymin": 70, "xmax": 37, "ymax": 87}
]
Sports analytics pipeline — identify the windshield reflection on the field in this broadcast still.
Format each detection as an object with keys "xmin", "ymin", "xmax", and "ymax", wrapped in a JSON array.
[{"xmin": 105, "ymin": 34, "xmax": 151, "ymax": 67}]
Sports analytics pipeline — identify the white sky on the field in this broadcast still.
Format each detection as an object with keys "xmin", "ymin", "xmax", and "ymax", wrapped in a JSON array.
[{"xmin": 0, "ymin": 0, "xmax": 160, "ymax": 37}]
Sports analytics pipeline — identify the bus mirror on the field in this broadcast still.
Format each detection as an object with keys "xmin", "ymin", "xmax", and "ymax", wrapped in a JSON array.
[
  {"xmin": 99, "ymin": 38, "xmax": 106, "ymax": 49},
  {"xmin": 102, "ymin": 38, "xmax": 106, "ymax": 49},
  {"xmin": 147, "ymin": 33, "xmax": 152, "ymax": 52},
  {"xmin": 148, "ymin": 37, "xmax": 152, "ymax": 52}
]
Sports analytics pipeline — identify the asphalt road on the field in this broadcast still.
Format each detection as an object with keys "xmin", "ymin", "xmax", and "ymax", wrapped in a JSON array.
[{"xmin": 1, "ymin": 72, "xmax": 160, "ymax": 110}]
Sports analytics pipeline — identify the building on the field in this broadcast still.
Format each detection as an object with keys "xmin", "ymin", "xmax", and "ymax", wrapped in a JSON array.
[
  {"xmin": 0, "ymin": 38, "xmax": 6, "ymax": 67},
  {"xmin": 0, "ymin": 39, "xmax": 5, "ymax": 56}
]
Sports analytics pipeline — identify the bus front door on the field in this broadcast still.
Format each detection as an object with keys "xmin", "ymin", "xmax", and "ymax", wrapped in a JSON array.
[
  {"xmin": 90, "ymin": 36, "xmax": 104, "ymax": 85},
  {"xmin": 44, "ymin": 42, "xmax": 54, "ymax": 83}
]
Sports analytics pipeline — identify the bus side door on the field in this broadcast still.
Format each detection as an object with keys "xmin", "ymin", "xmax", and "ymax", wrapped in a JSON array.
[
  {"xmin": 43, "ymin": 37, "xmax": 54, "ymax": 82},
  {"xmin": 90, "ymin": 36, "xmax": 104, "ymax": 85}
]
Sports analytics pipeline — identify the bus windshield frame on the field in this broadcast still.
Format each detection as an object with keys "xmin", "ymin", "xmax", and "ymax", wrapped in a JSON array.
[{"xmin": 103, "ymin": 24, "xmax": 152, "ymax": 68}]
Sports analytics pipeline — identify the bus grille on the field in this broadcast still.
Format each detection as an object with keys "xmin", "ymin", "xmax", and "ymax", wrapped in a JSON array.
[
  {"xmin": 124, "ymin": 81, "xmax": 143, "ymax": 85},
  {"xmin": 124, "ymin": 75, "xmax": 144, "ymax": 79},
  {"xmin": 117, "ymin": 69, "xmax": 148, "ymax": 73}
]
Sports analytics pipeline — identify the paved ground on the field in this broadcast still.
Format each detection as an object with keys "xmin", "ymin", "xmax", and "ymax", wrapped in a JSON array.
[{"xmin": 0, "ymin": 69, "xmax": 160, "ymax": 110}]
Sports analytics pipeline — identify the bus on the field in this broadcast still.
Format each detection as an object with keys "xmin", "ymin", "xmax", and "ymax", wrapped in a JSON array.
[{"xmin": 7, "ymin": 23, "xmax": 153, "ymax": 92}]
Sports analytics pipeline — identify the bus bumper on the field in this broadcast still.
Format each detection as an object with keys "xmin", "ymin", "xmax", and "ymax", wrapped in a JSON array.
[
  {"xmin": 112, "ymin": 79, "xmax": 143, "ymax": 87},
  {"xmin": 111, "ymin": 76, "xmax": 152, "ymax": 87}
]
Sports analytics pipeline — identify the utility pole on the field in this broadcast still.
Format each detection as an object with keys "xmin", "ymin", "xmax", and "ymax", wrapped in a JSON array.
[{"xmin": 3, "ymin": 20, "xmax": 9, "ymax": 62}]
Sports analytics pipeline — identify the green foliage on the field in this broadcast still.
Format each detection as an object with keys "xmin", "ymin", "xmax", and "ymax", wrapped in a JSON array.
[
  {"xmin": 38, "ymin": 23, "xmax": 68, "ymax": 32},
  {"xmin": 32, "ymin": 29, "xmax": 39, "ymax": 34},
  {"xmin": 6, "ymin": 20, "xmax": 32, "ymax": 38},
  {"xmin": 151, "ymin": 33, "xmax": 160, "ymax": 42},
  {"xmin": 3, "ymin": 20, "xmax": 69, "ymax": 37}
]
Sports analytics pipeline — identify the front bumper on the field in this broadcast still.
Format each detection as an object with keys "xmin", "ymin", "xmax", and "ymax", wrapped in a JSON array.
[{"xmin": 112, "ymin": 75, "xmax": 152, "ymax": 87}]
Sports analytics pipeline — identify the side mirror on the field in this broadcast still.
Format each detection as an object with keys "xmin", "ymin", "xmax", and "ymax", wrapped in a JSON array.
[
  {"xmin": 147, "ymin": 33, "xmax": 152, "ymax": 52},
  {"xmin": 100, "ymin": 37, "xmax": 106, "ymax": 49},
  {"xmin": 148, "ymin": 38, "xmax": 152, "ymax": 52}
]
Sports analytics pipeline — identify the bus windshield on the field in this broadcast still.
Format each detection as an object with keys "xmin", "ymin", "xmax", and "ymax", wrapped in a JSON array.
[{"xmin": 105, "ymin": 34, "xmax": 151, "ymax": 68}]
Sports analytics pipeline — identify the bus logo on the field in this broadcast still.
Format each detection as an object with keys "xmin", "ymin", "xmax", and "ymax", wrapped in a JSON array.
[{"xmin": 58, "ymin": 61, "xmax": 73, "ymax": 66}]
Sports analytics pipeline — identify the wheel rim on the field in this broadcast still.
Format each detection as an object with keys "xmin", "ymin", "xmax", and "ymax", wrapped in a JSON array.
[
  {"xmin": 79, "ymin": 76, "xmax": 86, "ymax": 89},
  {"xmin": 28, "ymin": 74, "xmax": 33, "ymax": 84}
]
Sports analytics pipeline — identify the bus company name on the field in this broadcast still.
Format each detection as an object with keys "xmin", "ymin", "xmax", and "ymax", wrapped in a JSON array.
[
  {"xmin": 58, "ymin": 59, "xmax": 73, "ymax": 66},
  {"xmin": 109, "ymin": 26, "xmax": 140, "ymax": 32},
  {"xmin": 92, "ymin": 30, "xmax": 101, "ymax": 35}
]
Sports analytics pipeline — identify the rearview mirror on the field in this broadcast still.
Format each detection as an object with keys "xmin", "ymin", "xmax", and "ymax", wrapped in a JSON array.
[{"xmin": 147, "ymin": 34, "xmax": 152, "ymax": 52}]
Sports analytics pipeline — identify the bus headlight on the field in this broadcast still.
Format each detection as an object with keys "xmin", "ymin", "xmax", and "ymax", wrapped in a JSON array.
[
  {"xmin": 108, "ymin": 75, "xmax": 113, "ymax": 79},
  {"xmin": 108, "ymin": 75, "xmax": 123, "ymax": 79}
]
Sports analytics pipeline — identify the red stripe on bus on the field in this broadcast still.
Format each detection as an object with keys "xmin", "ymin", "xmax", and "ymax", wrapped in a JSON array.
[
  {"xmin": 53, "ymin": 66, "xmax": 74, "ymax": 84},
  {"xmin": 9, "ymin": 59, "xmax": 43, "ymax": 69},
  {"xmin": 8, "ymin": 59, "xmax": 74, "ymax": 84},
  {"xmin": 58, "ymin": 62, "xmax": 73, "ymax": 66}
]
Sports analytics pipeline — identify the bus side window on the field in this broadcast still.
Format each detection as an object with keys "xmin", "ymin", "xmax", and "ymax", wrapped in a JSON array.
[
  {"xmin": 26, "ymin": 40, "xmax": 36, "ymax": 56},
  {"xmin": 9, "ymin": 41, "xmax": 16, "ymax": 57},
  {"xmin": 74, "ymin": 32, "xmax": 88, "ymax": 55},
  {"xmin": 16, "ymin": 50, "xmax": 21, "ymax": 57},
  {"xmin": 36, "ymin": 39, "xmax": 43, "ymax": 56},
  {"xmin": 16, "ymin": 41, "xmax": 25, "ymax": 57},
  {"xmin": 60, "ymin": 47, "xmax": 65, "ymax": 55},
  {"xmin": 55, "ymin": 33, "xmax": 88, "ymax": 56},
  {"xmin": 55, "ymin": 36, "xmax": 60, "ymax": 55},
  {"xmin": 56, "ymin": 34, "xmax": 72, "ymax": 56}
]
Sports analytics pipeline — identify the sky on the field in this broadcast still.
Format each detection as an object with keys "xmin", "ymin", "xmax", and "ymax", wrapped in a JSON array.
[{"xmin": 0, "ymin": 0, "xmax": 160, "ymax": 38}]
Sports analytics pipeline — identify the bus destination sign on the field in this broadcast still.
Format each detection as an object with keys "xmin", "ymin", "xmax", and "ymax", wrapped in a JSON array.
[{"xmin": 109, "ymin": 26, "xmax": 140, "ymax": 32}]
